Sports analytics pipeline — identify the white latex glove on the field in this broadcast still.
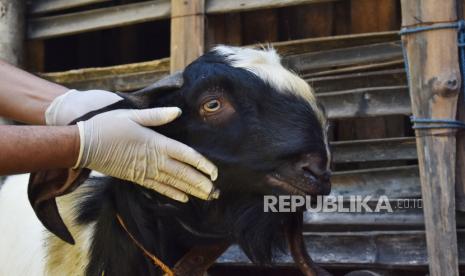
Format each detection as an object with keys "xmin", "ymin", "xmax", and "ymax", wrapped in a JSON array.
[
  {"xmin": 45, "ymin": 89, "xmax": 124, "ymax": 126},
  {"xmin": 74, "ymin": 107, "xmax": 219, "ymax": 203}
]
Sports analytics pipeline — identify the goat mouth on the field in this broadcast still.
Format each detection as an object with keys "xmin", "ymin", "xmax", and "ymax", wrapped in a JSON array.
[{"xmin": 265, "ymin": 173, "xmax": 320, "ymax": 196}]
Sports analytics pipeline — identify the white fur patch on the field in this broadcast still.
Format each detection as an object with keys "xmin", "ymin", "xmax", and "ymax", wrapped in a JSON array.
[
  {"xmin": 0, "ymin": 174, "xmax": 46, "ymax": 275},
  {"xmin": 213, "ymin": 45, "xmax": 325, "ymax": 124}
]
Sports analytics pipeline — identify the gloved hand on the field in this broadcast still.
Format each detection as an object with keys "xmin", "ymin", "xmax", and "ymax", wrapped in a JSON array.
[
  {"xmin": 45, "ymin": 89, "xmax": 124, "ymax": 126},
  {"xmin": 74, "ymin": 107, "xmax": 219, "ymax": 203}
]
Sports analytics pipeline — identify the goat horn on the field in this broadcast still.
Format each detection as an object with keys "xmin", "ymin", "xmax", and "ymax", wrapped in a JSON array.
[{"xmin": 286, "ymin": 213, "xmax": 332, "ymax": 276}]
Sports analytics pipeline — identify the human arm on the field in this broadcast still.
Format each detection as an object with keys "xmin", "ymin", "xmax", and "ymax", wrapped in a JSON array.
[
  {"xmin": 0, "ymin": 60, "xmax": 219, "ymax": 201},
  {"xmin": 0, "ymin": 108, "xmax": 219, "ymax": 202},
  {"xmin": 0, "ymin": 60, "xmax": 68, "ymax": 124},
  {"xmin": 0, "ymin": 125, "xmax": 79, "ymax": 175}
]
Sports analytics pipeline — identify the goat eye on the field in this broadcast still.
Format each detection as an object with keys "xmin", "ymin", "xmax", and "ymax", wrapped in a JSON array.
[{"xmin": 203, "ymin": 99, "xmax": 221, "ymax": 112}]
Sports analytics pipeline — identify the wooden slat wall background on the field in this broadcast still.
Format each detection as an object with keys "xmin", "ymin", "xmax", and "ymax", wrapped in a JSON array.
[{"xmin": 26, "ymin": 0, "xmax": 464, "ymax": 274}]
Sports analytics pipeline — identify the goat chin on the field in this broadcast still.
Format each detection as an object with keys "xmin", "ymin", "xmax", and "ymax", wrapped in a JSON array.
[{"xmin": 0, "ymin": 174, "xmax": 46, "ymax": 276}]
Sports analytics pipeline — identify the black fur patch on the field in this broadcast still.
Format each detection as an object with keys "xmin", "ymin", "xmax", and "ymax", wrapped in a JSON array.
[{"xmin": 74, "ymin": 48, "xmax": 328, "ymax": 275}]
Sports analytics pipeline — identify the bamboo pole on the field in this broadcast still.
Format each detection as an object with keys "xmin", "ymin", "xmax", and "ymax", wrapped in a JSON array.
[
  {"xmin": 400, "ymin": 1, "xmax": 460, "ymax": 275},
  {"xmin": 170, "ymin": 0, "xmax": 205, "ymax": 73}
]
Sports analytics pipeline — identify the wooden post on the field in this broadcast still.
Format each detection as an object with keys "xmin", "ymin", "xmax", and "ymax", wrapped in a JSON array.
[
  {"xmin": 400, "ymin": 1, "xmax": 460, "ymax": 275},
  {"xmin": 0, "ymin": 0, "xmax": 24, "ymax": 66},
  {"xmin": 455, "ymin": 0, "xmax": 465, "ymax": 212},
  {"xmin": 170, "ymin": 0, "xmax": 205, "ymax": 73}
]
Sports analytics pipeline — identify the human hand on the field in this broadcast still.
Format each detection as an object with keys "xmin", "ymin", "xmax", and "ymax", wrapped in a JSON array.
[
  {"xmin": 45, "ymin": 89, "xmax": 124, "ymax": 126},
  {"xmin": 74, "ymin": 107, "xmax": 219, "ymax": 202}
]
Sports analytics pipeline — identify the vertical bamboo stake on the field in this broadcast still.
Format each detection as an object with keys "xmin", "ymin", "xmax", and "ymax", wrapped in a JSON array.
[
  {"xmin": 170, "ymin": 0, "xmax": 205, "ymax": 73},
  {"xmin": 401, "ymin": 1, "xmax": 460, "ymax": 275}
]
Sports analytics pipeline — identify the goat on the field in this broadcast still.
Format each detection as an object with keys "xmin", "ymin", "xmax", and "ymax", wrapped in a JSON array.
[{"xmin": 0, "ymin": 46, "xmax": 331, "ymax": 276}]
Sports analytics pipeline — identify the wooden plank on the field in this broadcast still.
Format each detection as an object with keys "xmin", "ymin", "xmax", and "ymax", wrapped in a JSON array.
[
  {"xmin": 304, "ymin": 207, "xmax": 465, "ymax": 232},
  {"xmin": 281, "ymin": 2, "xmax": 334, "ymax": 40},
  {"xmin": 26, "ymin": 40, "xmax": 45, "ymax": 72},
  {"xmin": 206, "ymin": 0, "xmax": 338, "ymax": 14},
  {"xmin": 242, "ymin": 9, "xmax": 278, "ymax": 45},
  {"xmin": 28, "ymin": 0, "xmax": 343, "ymax": 40},
  {"xmin": 217, "ymin": 230, "xmax": 465, "ymax": 268},
  {"xmin": 303, "ymin": 207, "xmax": 426, "ymax": 230},
  {"xmin": 28, "ymin": 0, "xmax": 170, "ymax": 40},
  {"xmin": 350, "ymin": 0, "xmax": 399, "ymax": 33},
  {"xmin": 29, "ymin": 0, "xmax": 111, "ymax": 14},
  {"xmin": 331, "ymin": 137, "xmax": 416, "ymax": 163},
  {"xmin": 308, "ymin": 69, "xmax": 407, "ymax": 93},
  {"xmin": 302, "ymin": 60, "xmax": 404, "ymax": 78},
  {"xmin": 43, "ymin": 68, "xmax": 410, "ymax": 116},
  {"xmin": 271, "ymin": 31, "xmax": 399, "ymax": 56},
  {"xmin": 282, "ymin": 41, "xmax": 403, "ymax": 74},
  {"xmin": 346, "ymin": 0, "xmax": 404, "ymax": 166},
  {"xmin": 331, "ymin": 166, "xmax": 420, "ymax": 199},
  {"xmin": 205, "ymin": 14, "xmax": 242, "ymax": 50},
  {"xmin": 170, "ymin": 0, "xmax": 205, "ymax": 73},
  {"xmin": 401, "ymin": 1, "xmax": 460, "ymax": 275},
  {"xmin": 303, "ymin": 207, "xmax": 465, "ymax": 231},
  {"xmin": 317, "ymin": 86, "xmax": 411, "ymax": 119},
  {"xmin": 0, "ymin": 0, "xmax": 25, "ymax": 65},
  {"xmin": 41, "ymin": 58, "xmax": 169, "ymax": 91}
]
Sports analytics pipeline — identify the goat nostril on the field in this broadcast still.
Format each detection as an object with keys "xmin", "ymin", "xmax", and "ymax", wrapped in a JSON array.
[
  {"xmin": 321, "ymin": 171, "xmax": 331, "ymax": 182},
  {"xmin": 301, "ymin": 165, "xmax": 331, "ymax": 182}
]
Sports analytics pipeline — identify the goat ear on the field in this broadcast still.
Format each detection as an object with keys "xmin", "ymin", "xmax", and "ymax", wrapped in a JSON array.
[
  {"xmin": 28, "ymin": 168, "xmax": 91, "ymax": 244},
  {"xmin": 124, "ymin": 71, "xmax": 184, "ymax": 108},
  {"xmin": 26, "ymin": 71, "xmax": 184, "ymax": 244},
  {"xmin": 135, "ymin": 71, "xmax": 184, "ymax": 94}
]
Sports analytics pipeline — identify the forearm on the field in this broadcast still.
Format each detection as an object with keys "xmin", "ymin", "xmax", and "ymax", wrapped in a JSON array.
[
  {"xmin": 0, "ymin": 60, "xmax": 68, "ymax": 125},
  {"xmin": 0, "ymin": 125, "xmax": 79, "ymax": 175}
]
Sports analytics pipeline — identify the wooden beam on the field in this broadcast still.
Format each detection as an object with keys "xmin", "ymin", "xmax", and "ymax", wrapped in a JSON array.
[
  {"xmin": 302, "ymin": 60, "xmax": 404, "ymax": 78},
  {"xmin": 217, "ymin": 230, "xmax": 465, "ymax": 268},
  {"xmin": 41, "ymin": 58, "xmax": 169, "ymax": 91},
  {"xmin": 29, "ymin": 0, "xmax": 111, "ymax": 15},
  {"xmin": 318, "ymin": 86, "xmax": 411, "ymax": 119},
  {"xmin": 43, "ymin": 64, "xmax": 410, "ymax": 118},
  {"xmin": 331, "ymin": 165, "xmax": 420, "ymax": 199},
  {"xmin": 272, "ymin": 31, "xmax": 399, "ymax": 56},
  {"xmin": 331, "ymin": 137, "xmax": 416, "ymax": 163},
  {"xmin": 401, "ymin": 1, "xmax": 460, "ymax": 275},
  {"xmin": 207, "ymin": 0, "xmax": 338, "ymax": 14},
  {"xmin": 170, "ymin": 0, "xmax": 205, "ymax": 73},
  {"xmin": 304, "ymin": 207, "xmax": 465, "ymax": 231},
  {"xmin": 28, "ymin": 0, "xmax": 171, "ymax": 40},
  {"xmin": 308, "ymin": 69, "xmax": 406, "ymax": 93},
  {"xmin": 283, "ymin": 41, "xmax": 403, "ymax": 73}
]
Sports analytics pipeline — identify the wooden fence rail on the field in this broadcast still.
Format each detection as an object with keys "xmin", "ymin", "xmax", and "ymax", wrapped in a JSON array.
[{"xmin": 28, "ymin": 0, "xmax": 341, "ymax": 39}]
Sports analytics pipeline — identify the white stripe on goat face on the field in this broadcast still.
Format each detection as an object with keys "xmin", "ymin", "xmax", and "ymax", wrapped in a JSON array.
[
  {"xmin": 213, "ymin": 46, "xmax": 325, "ymax": 123},
  {"xmin": 214, "ymin": 45, "xmax": 331, "ymax": 170}
]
